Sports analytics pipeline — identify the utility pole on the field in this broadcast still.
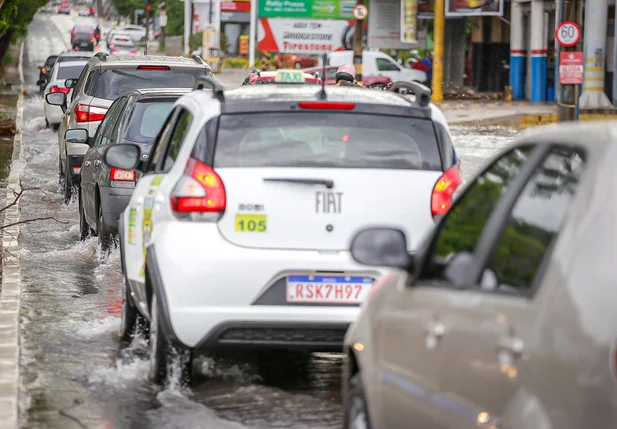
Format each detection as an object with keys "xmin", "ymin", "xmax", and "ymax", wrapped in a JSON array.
[
  {"xmin": 557, "ymin": 0, "xmax": 582, "ymax": 121},
  {"xmin": 352, "ymin": 0, "xmax": 366, "ymax": 82},
  {"xmin": 184, "ymin": 0, "xmax": 192, "ymax": 56},
  {"xmin": 159, "ymin": 2, "xmax": 167, "ymax": 52},
  {"xmin": 432, "ymin": 0, "xmax": 445, "ymax": 101},
  {"xmin": 248, "ymin": 0, "xmax": 257, "ymax": 68}
]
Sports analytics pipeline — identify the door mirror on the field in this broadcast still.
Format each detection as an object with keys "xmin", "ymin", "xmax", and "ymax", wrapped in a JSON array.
[
  {"xmin": 45, "ymin": 92, "xmax": 67, "ymax": 112},
  {"xmin": 104, "ymin": 144, "xmax": 141, "ymax": 170},
  {"xmin": 65, "ymin": 78, "xmax": 77, "ymax": 89},
  {"xmin": 350, "ymin": 227, "xmax": 409, "ymax": 268},
  {"xmin": 65, "ymin": 128, "xmax": 88, "ymax": 144}
]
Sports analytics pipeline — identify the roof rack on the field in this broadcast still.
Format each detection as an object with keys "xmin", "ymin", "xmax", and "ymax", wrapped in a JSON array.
[
  {"xmin": 193, "ymin": 75, "xmax": 225, "ymax": 102},
  {"xmin": 390, "ymin": 81, "xmax": 431, "ymax": 107},
  {"xmin": 192, "ymin": 54, "xmax": 204, "ymax": 64},
  {"xmin": 95, "ymin": 52, "xmax": 108, "ymax": 61}
]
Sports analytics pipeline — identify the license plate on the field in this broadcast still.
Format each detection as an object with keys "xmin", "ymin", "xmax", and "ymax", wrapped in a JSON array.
[
  {"xmin": 80, "ymin": 43, "xmax": 88, "ymax": 47},
  {"xmin": 286, "ymin": 275, "xmax": 374, "ymax": 304}
]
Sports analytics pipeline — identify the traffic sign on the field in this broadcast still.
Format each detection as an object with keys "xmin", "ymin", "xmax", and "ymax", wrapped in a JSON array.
[
  {"xmin": 556, "ymin": 22, "xmax": 581, "ymax": 47},
  {"xmin": 559, "ymin": 51, "xmax": 584, "ymax": 84},
  {"xmin": 353, "ymin": 4, "xmax": 368, "ymax": 20}
]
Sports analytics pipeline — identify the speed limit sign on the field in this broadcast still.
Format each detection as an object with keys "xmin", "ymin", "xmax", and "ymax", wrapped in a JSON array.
[{"xmin": 556, "ymin": 22, "xmax": 581, "ymax": 47}]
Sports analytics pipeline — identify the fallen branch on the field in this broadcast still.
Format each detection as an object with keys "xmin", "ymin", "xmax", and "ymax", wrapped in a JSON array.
[{"xmin": 2, "ymin": 216, "xmax": 68, "ymax": 229}]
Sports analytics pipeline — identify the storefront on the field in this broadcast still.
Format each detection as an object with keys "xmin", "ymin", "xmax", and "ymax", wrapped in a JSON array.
[{"xmin": 220, "ymin": 0, "xmax": 250, "ymax": 55}]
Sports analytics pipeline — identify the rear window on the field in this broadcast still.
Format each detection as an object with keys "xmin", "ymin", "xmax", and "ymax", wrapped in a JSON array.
[
  {"xmin": 124, "ymin": 100, "xmax": 176, "ymax": 144},
  {"xmin": 74, "ymin": 32, "xmax": 93, "ymax": 39},
  {"xmin": 213, "ymin": 113, "xmax": 441, "ymax": 170},
  {"xmin": 90, "ymin": 69, "xmax": 203, "ymax": 100},
  {"xmin": 57, "ymin": 64, "xmax": 86, "ymax": 80}
]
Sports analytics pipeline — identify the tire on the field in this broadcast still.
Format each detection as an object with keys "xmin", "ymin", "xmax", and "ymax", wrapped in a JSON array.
[
  {"xmin": 63, "ymin": 165, "xmax": 73, "ymax": 204},
  {"xmin": 119, "ymin": 277, "xmax": 145, "ymax": 342},
  {"xmin": 97, "ymin": 203, "xmax": 113, "ymax": 252},
  {"xmin": 78, "ymin": 190, "xmax": 91, "ymax": 241},
  {"xmin": 148, "ymin": 294, "xmax": 193, "ymax": 385},
  {"xmin": 347, "ymin": 374, "xmax": 373, "ymax": 429}
]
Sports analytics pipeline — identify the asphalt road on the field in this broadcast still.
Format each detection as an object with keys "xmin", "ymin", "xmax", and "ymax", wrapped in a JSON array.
[{"xmin": 16, "ymin": 11, "xmax": 518, "ymax": 429}]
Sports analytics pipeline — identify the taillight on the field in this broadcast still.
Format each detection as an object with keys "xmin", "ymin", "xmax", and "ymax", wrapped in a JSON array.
[
  {"xmin": 74, "ymin": 104, "xmax": 107, "ymax": 123},
  {"xmin": 110, "ymin": 168, "xmax": 135, "ymax": 182},
  {"xmin": 41, "ymin": 67, "xmax": 47, "ymax": 73},
  {"xmin": 171, "ymin": 158, "xmax": 226, "ymax": 214},
  {"xmin": 72, "ymin": 166, "xmax": 81, "ymax": 174},
  {"xmin": 431, "ymin": 165, "xmax": 462, "ymax": 217},
  {"xmin": 71, "ymin": 28, "xmax": 76, "ymax": 33},
  {"xmin": 129, "ymin": 50, "xmax": 137, "ymax": 55},
  {"xmin": 298, "ymin": 101, "xmax": 356, "ymax": 110},
  {"xmin": 90, "ymin": 38, "xmax": 95, "ymax": 42},
  {"xmin": 50, "ymin": 86, "xmax": 70, "ymax": 94},
  {"xmin": 137, "ymin": 65, "xmax": 171, "ymax": 70},
  {"xmin": 111, "ymin": 49, "xmax": 119, "ymax": 54}
]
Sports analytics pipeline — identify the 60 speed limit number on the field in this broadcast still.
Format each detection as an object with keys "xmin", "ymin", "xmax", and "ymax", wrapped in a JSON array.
[{"xmin": 556, "ymin": 22, "xmax": 581, "ymax": 47}]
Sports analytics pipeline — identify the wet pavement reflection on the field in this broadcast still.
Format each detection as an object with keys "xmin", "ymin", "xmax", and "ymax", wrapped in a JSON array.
[{"xmin": 17, "ymin": 12, "xmax": 518, "ymax": 429}]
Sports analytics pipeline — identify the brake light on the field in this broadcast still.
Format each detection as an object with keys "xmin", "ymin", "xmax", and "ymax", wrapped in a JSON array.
[
  {"xmin": 72, "ymin": 166, "xmax": 81, "ymax": 174},
  {"xmin": 74, "ymin": 104, "xmax": 108, "ymax": 123},
  {"xmin": 129, "ymin": 50, "xmax": 137, "ymax": 55},
  {"xmin": 136, "ymin": 65, "xmax": 171, "ymax": 70},
  {"xmin": 298, "ymin": 101, "xmax": 356, "ymax": 110},
  {"xmin": 49, "ymin": 86, "xmax": 70, "ymax": 94},
  {"xmin": 171, "ymin": 158, "xmax": 226, "ymax": 214},
  {"xmin": 110, "ymin": 168, "xmax": 135, "ymax": 182},
  {"xmin": 431, "ymin": 165, "xmax": 462, "ymax": 217},
  {"xmin": 111, "ymin": 49, "xmax": 118, "ymax": 54}
]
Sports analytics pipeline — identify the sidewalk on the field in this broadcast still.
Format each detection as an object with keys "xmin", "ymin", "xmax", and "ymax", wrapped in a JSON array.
[{"xmin": 437, "ymin": 101, "xmax": 557, "ymax": 127}]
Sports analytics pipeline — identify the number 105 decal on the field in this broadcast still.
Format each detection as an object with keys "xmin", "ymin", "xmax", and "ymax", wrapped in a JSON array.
[{"xmin": 235, "ymin": 213, "xmax": 267, "ymax": 232}]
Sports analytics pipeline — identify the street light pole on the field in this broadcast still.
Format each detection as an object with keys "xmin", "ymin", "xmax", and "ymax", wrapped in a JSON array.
[
  {"xmin": 248, "ymin": 0, "xmax": 257, "ymax": 68},
  {"xmin": 432, "ymin": 0, "xmax": 445, "ymax": 101},
  {"xmin": 184, "ymin": 0, "xmax": 191, "ymax": 56}
]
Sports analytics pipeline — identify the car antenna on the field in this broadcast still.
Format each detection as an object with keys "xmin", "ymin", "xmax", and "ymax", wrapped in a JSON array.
[{"xmin": 318, "ymin": 53, "xmax": 327, "ymax": 100}]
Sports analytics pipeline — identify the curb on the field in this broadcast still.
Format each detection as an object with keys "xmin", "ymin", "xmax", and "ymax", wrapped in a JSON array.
[{"xmin": 0, "ymin": 41, "xmax": 25, "ymax": 429}]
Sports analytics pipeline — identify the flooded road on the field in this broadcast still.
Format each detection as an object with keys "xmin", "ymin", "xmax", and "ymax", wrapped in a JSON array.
[{"xmin": 17, "ymin": 12, "xmax": 519, "ymax": 429}]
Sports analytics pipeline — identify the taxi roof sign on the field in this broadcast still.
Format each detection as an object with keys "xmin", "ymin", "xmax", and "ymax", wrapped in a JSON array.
[{"xmin": 274, "ymin": 69, "xmax": 306, "ymax": 83}]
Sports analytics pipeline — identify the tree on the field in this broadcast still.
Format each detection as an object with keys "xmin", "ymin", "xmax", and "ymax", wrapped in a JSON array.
[
  {"xmin": 0, "ymin": 0, "xmax": 48, "ymax": 66},
  {"xmin": 111, "ymin": 0, "xmax": 185, "ymax": 36},
  {"xmin": 111, "ymin": 0, "xmax": 144, "ymax": 22}
]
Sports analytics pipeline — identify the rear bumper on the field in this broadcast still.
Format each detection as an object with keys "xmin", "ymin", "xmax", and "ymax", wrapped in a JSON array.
[
  {"xmin": 99, "ymin": 186, "xmax": 133, "ymax": 234},
  {"xmin": 143, "ymin": 222, "xmax": 384, "ymax": 349}
]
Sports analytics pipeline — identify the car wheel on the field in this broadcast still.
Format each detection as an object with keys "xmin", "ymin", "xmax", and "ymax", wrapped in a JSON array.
[
  {"xmin": 294, "ymin": 62, "xmax": 302, "ymax": 70},
  {"xmin": 347, "ymin": 374, "xmax": 373, "ymax": 429},
  {"xmin": 63, "ymin": 166, "xmax": 73, "ymax": 204},
  {"xmin": 97, "ymin": 203, "xmax": 113, "ymax": 252},
  {"xmin": 119, "ymin": 277, "xmax": 145, "ymax": 342},
  {"xmin": 78, "ymin": 190, "xmax": 91, "ymax": 241},
  {"xmin": 148, "ymin": 294, "xmax": 193, "ymax": 385}
]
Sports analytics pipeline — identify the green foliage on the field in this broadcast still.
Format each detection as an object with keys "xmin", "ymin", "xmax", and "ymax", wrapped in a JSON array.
[
  {"xmin": 189, "ymin": 31, "xmax": 202, "ymax": 52},
  {"xmin": 222, "ymin": 57, "xmax": 247, "ymax": 69},
  {"xmin": 0, "ymin": 0, "xmax": 49, "ymax": 39},
  {"xmin": 111, "ymin": 0, "xmax": 145, "ymax": 22},
  {"xmin": 3, "ymin": 52, "xmax": 12, "ymax": 66}
]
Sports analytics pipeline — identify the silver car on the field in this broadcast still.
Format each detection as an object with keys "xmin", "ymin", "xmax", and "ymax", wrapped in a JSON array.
[
  {"xmin": 343, "ymin": 121, "xmax": 617, "ymax": 429},
  {"xmin": 45, "ymin": 53, "xmax": 214, "ymax": 204}
]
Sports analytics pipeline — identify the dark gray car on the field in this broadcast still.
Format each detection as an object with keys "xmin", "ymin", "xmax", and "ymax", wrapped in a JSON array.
[
  {"xmin": 342, "ymin": 121, "xmax": 617, "ymax": 429},
  {"xmin": 71, "ymin": 88, "xmax": 190, "ymax": 251}
]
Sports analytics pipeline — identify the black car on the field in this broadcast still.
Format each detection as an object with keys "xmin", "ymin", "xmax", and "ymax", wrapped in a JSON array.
[
  {"xmin": 68, "ymin": 88, "xmax": 190, "ymax": 251},
  {"xmin": 37, "ymin": 55, "xmax": 58, "ymax": 94},
  {"xmin": 71, "ymin": 25, "xmax": 96, "ymax": 50}
]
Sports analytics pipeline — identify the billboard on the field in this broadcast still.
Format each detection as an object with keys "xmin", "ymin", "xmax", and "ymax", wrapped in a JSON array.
[
  {"xmin": 258, "ymin": 0, "xmax": 362, "ymax": 20},
  {"xmin": 368, "ymin": 0, "xmax": 424, "ymax": 49},
  {"xmin": 257, "ymin": 18, "xmax": 358, "ymax": 54},
  {"xmin": 417, "ymin": 0, "xmax": 503, "ymax": 18}
]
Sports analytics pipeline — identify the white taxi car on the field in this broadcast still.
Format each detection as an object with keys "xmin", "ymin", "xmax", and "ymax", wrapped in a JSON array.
[{"xmin": 105, "ymin": 71, "xmax": 461, "ymax": 383}]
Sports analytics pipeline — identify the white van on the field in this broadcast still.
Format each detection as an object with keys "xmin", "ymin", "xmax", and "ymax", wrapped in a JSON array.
[{"xmin": 327, "ymin": 51, "xmax": 427, "ymax": 84}]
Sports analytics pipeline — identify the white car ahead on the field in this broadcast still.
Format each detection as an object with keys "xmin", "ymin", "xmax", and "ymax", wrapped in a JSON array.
[
  {"xmin": 105, "ymin": 74, "xmax": 461, "ymax": 384},
  {"xmin": 43, "ymin": 60, "xmax": 88, "ymax": 130}
]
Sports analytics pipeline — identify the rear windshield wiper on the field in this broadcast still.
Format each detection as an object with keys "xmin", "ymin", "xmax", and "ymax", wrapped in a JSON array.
[{"xmin": 263, "ymin": 177, "xmax": 334, "ymax": 189}]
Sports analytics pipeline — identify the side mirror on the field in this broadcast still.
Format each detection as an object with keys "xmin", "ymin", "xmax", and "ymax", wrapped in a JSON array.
[
  {"xmin": 45, "ymin": 92, "xmax": 67, "ymax": 113},
  {"xmin": 65, "ymin": 78, "xmax": 77, "ymax": 89},
  {"xmin": 104, "ymin": 144, "xmax": 141, "ymax": 170},
  {"xmin": 65, "ymin": 128, "xmax": 88, "ymax": 144},
  {"xmin": 350, "ymin": 227, "xmax": 409, "ymax": 268}
]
